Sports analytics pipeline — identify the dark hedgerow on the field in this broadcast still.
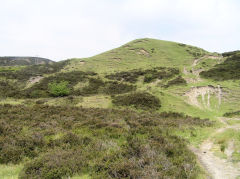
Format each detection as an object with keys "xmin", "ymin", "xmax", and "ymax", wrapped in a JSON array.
[
  {"xmin": 112, "ymin": 92, "xmax": 161, "ymax": 110},
  {"xmin": 105, "ymin": 67, "xmax": 180, "ymax": 83}
]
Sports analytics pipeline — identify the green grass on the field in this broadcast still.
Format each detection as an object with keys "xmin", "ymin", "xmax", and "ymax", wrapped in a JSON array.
[
  {"xmin": 0, "ymin": 98, "xmax": 24, "ymax": 105},
  {"xmin": 212, "ymin": 129, "xmax": 240, "ymax": 161},
  {"xmin": 171, "ymin": 127, "xmax": 215, "ymax": 147},
  {"xmin": 71, "ymin": 174, "xmax": 91, "ymax": 179},
  {"xmin": 0, "ymin": 66, "xmax": 25, "ymax": 72},
  {"xmin": 0, "ymin": 164, "xmax": 23, "ymax": 179},
  {"xmin": 226, "ymin": 119, "xmax": 240, "ymax": 125},
  {"xmin": 63, "ymin": 38, "xmax": 208, "ymax": 74},
  {"xmin": 0, "ymin": 38, "xmax": 239, "ymax": 178}
]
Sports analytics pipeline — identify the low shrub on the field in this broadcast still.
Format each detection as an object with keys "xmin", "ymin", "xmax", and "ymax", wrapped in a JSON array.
[
  {"xmin": 112, "ymin": 92, "xmax": 161, "ymax": 110},
  {"xmin": 0, "ymin": 104, "xmax": 212, "ymax": 178},
  {"xmin": 104, "ymin": 81, "xmax": 136, "ymax": 95},
  {"xmin": 0, "ymin": 81, "xmax": 24, "ymax": 98},
  {"xmin": 19, "ymin": 149, "xmax": 84, "ymax": 179},
  {"xmin": 75, "ymin": 78, "xmax": 104, "ymax": 95},
  {"xmin": 164, "ymin": 76, "xmax": 187, "ymax": 88}
]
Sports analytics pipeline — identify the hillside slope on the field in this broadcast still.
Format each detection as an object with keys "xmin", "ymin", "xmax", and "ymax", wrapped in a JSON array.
[
  {"xmin": 0, "ymin": 38, "xmax": 240, "ymax": 178},
  {"xmin": 0, "ymin": 56, "xmax": 54, "ymax": 66},
  {"xmin": 64, "ymin": 38, "xmax": 210, "ymax": 73}
]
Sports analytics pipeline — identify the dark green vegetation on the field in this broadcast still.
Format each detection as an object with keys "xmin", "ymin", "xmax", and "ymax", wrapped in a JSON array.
[
  {"xmin": 0, "ymin": 56, "xmax": 53, "ymax": 66},
  {"xmin": 0, "ymin": 65, "xmax": 183, "ymax": 99},
  {"xmin": 222, "ymin": 50, "xmax": 240, "ymax": 57},
  {"xmin": 19, "ymin": 71, "xmax": 135, "ymax": 98},
  {"xmin": 223, "ymin": 111, "xmax": 240, "ymax": 118},
  {"xmin": 0, "ymin": 81, "xmax": 21, "ymax": 98},
  {"xmin": 200, "ymin": 51, "xmax": 240, "ymax": 80},
  {"xmin": 0, "ymin": 60, "xmax": 68, "ymax": 82},
  {"xmin": 1, "ymin": 38, "xmax": 240, "ymax": 178},
  {"xmin": 105, "ymin": 67, "xmax": 180, "ymax": 83},
  {"xmin": 22, "ymin": 71, "xmax": 96, "ymax": 98},
  {"xmin": 0, "ymin": 104, "xmax": 212, "ymax": 179},
  {"xmin": 112, "ymin": 92, "xmax": 161, "ymax": 110},
  {"xmin": 163, "ymin": 76, "xmax": 187, "ymax": 88}
]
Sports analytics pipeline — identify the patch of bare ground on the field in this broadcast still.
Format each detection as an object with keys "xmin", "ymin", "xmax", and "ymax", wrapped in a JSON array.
[
  {"xmin": 28, "ymin": 76, "xmax": 43, "ymax": 85},
  {"xmin": 128, "ymin": 48, "xmax": 151, "ymax": 57},
  {"xmin": 184, "ymin": 85, "xmax": 222, "ymax": 109}
]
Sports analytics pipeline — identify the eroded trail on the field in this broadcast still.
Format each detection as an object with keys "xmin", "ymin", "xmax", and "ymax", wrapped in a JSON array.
[{"xmin": 191, "ymin": 118, "xmax": 240, "ymax": 179}]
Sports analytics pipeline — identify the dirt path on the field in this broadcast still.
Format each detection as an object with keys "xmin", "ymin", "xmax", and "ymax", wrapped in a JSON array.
[
  {"xmin": 184, "ymin": 56, "xmax": 205, "ymax": 83},
  {"xmin": 184, "ymin": 55, "xmax": 223, "ymax": 83},
  {"xmin": 191, "ymin": 118, "xmax": 240, "ymax": 179}
]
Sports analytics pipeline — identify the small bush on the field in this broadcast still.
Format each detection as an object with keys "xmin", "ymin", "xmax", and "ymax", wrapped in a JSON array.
[
  {"xmin": 76, "ymin": 78, "xmax": 104, "ymax": 95},
  {"xmin": 223, "ymin": 110, "xmax": 240, "ymax": 117},
  {"xmin": 164, "ymin": 76, "xmax": 187, "ymax": 88},
  {"xmin": 48, "ymin": 81, "xmax": 70, "ymax": 97},
  {"xmin": 19, "ymin": 149, "xmax": 84, "ymax": 179},
  {"xmin": 112, "ymin": 92, "xmax": 161, "ymax": 110},
  {"xmin": 104, "ymin": 81, "xmax": 136, "ymax": 95},
  {"xmin": 144, "ymin": 73, "xmax": 154, "ymax": 83}
]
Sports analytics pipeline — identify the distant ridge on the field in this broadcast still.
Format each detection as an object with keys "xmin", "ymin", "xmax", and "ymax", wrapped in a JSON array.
[{"xmin": 0, "ymin": 56, "xmax": 54, "ymax": 66}]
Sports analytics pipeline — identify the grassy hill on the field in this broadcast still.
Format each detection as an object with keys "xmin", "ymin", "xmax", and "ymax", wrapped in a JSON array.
[
  {"xmin": 0, "ymin": 38, "xmax": 240, "ymax": 178},
  {"xmin": 64, "ymin": 38, "xmax": 209, "ymax": 73},
  {"xmin": 0, "ymin": 56, "xmax": 54, "ymax": 66}
]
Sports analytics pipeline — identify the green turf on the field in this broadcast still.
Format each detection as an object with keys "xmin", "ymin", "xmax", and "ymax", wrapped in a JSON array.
[
  {"xmin": 0, "ymin": 164, "xmax": 23, "ymax": 179},
  {"xmin": 63, "ymin": 38, "xmax": 208, "ymax": 74}
]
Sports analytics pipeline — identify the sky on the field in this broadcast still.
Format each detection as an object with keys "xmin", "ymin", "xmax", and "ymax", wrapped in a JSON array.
[{"xmin": 0, "ymin": 0, "xmax": 239, "ymax": 61}]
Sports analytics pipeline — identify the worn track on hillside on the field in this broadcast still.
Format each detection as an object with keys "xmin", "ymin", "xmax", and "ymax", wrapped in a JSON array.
[{"xmin": 190, "ymin": 118, "xmax": 240, "ymax": 179}]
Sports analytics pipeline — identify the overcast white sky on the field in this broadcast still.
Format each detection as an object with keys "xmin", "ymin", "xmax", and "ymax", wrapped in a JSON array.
[{"xmin": 0, "ymin": 0, "xmax": 239, "ymax": 61}]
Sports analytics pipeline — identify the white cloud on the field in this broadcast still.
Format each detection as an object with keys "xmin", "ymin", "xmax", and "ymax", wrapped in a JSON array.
[{"xmin": 0, "ymin": 0, "xmax": 239, "ymax": 60}]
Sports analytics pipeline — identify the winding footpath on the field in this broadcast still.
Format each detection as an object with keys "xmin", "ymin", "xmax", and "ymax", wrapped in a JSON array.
[{"xmin": 190, "ymin": 118, "xmax": 240, "ymax": 179}]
